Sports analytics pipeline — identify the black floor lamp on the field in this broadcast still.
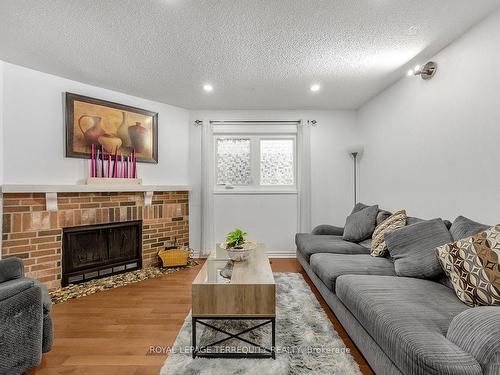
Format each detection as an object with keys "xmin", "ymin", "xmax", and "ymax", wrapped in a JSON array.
[{"xmin": 347, "ymin": 146, "xmax": 363, "ymax": 206}]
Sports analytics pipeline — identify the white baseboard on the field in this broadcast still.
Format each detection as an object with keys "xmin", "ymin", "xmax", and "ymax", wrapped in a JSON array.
[
  {"xmin": 266, "ymin": 252, "xmax": 297, "ymax": 258},
  {"xmin": 191, "ymin": 250, "xmax": 296, "ymax": 259}
]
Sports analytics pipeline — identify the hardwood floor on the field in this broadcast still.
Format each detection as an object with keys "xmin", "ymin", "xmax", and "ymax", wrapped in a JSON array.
[{"xmin": 29, "ymin": 259, "xmax": 374, "ymax": 375}]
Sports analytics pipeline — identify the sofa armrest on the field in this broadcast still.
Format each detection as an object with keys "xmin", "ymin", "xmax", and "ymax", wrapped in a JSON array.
[
  {"xmin": 0, "ymin": 257, "xmax": 25, "ymax": 283},
  {"xmin": 311, "ymin": 225, "xmax": 344, "ymax": 236},
  {"xmin": 447, "ymin": 307, "xmax": 500, "ymax": 375},
  {"xmin": 33, "ymin": 279, "xmax": 52, "ymax": 313},
  {"xmin": 0, "ymin": 282, "xmax": 44, "ymax": 374},
  {"xmin": 0, "ymin": 278, "xmax": 34, "ymax": 302}
]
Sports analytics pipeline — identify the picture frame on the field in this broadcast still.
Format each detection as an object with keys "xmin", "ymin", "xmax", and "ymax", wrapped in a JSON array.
[{"xmin": 65, "ymin": 92, "xmax": 158, "ymax": 163}]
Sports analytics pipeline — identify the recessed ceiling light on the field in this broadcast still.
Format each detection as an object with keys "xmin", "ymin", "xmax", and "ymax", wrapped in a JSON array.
[
  {"xmin": 203, "ymin": 84, "xmax": 213, "ymax": 92},
  {"xmin": 310, "ymin": 84, "xmax": 321, "ymax": 92}
]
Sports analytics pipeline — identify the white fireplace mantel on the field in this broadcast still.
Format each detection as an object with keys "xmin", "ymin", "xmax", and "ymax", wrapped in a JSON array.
[
  {"xmin": 0, "ymin": 184, "xmax": 192, "ymax": 212},
  {"xmin": 0, "ymin": 184, "xmax": 191, "ymax": 193}
]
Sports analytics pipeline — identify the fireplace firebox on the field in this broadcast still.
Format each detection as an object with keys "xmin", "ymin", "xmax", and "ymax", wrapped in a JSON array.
[{"xmin": 62, "ymin": 221, "xmax": 142, "ymax": 287}]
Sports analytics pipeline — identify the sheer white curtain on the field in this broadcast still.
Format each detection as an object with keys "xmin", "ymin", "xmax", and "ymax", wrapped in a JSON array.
[
  {"xmin": 297, "ymin": 121, "xmax": 312, "ymax": 233},
  {"xmin": 199, "ymin": 119, "xmax": 313, "ymax": 255}
]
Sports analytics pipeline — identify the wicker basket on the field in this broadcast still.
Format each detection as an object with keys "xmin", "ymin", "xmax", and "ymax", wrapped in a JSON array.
[{"xmin": 158, "ymin": 248, "xmax": 191, "ymax": 267}]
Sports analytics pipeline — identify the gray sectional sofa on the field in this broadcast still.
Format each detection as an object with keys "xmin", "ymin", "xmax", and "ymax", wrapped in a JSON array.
[
  {"xmin": 296, "ymin": 207, "xmax": 500, "ymax": 375},
  {"xmin": 0, "ymin": 257, "xmax": 53, "ymax": 375}
]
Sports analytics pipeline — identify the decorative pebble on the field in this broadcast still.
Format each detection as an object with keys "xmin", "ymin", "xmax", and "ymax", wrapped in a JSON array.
[{"xmin": 49, "ymin": 259, "xmax": 199, "ymax": 304}]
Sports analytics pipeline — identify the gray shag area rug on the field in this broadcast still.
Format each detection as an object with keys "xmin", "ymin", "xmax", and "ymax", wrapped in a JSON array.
[{"xmin": 160, "ymin": 272, "xmax": 362, "ymax": 375}]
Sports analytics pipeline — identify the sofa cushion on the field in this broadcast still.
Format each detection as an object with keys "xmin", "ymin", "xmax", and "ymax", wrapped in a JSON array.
[
  {"xmin": 371, "ymin": 209, "xmax": 407, "ymax": 257},
  {"xmin": 310, "ymin": 253, "xmax": 395, "ymax": 292},
  {"xmin": 436, "ymin": 225, "xmax": 500, "ymax": 307},
  {"xmin": 446, "ymin": 307, "xmax": 500, "ymax": 375},
  {"xmin": 295, "ymin": 233, "xmax": 368, "ymax": 262},
  {"xmin": 336, "ymin": 275, "xmax": 482, "ymax": 375},
  {"xmin": 343, "ymin": 204, "xmax": 379, "ymax": 242},
  {"xmin": 385, "ymin": 218, "xmax": 453, "ymax": 279},
  {"xmin": 358, "ymin": 238, "xmax": 372, "ymax": 249},
  {"xmin": 450, "ymin": 216, "xmax": 490, "ymax": 241}
]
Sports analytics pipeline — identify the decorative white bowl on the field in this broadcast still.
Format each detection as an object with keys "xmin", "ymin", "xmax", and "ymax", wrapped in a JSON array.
[{"xmin": 224, "ymin": 241, "xmax": 257, "ymax": 262}]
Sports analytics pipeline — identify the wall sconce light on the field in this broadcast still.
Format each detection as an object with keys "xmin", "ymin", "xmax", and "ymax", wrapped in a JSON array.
[{"xmin": 407, "ymin": 61, "xmax": 437, "ymax": 80}]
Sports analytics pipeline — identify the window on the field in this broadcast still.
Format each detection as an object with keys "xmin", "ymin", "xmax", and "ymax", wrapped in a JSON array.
[
  {"xmin": 215, "ymin": 135, "xmax": 296, "ymax": 190},
  {"xmin": 216, "ymin": 138, "xmax": 252, "ymax": 186},
  {"xmin": 260, "ymin": 139, "xmax": 294, "ymax": 185}
]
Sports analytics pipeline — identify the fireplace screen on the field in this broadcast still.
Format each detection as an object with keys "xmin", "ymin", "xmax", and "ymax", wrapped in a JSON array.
[{"xmin": 62, "ymin": 221, "xmax": 142, "ymax": 286}]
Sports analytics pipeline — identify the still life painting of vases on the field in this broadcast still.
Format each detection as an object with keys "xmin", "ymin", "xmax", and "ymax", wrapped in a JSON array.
[{"xmin": 65, "ymin": 93, "xmax": 158, "ymax": 163}]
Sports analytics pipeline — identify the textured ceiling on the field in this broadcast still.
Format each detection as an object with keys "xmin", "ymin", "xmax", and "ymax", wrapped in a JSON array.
[{"xmin": 0, "ymin": 0, "xmax": 499, "ymax": 110}]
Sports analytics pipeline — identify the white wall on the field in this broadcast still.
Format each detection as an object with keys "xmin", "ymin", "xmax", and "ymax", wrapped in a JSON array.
[
  {"xmin": 0, "ymin": 61, "xmax": 4, "ymax": 185},
  {"xmin": 357, "ymin": 10, "xmax": 500, "ymax": 224},
  {"xmin": 214, "ymin": 194, "xmax": 298, "ymax": 253},
  {"xmin": 2, "ymin": 63, "xmax": 190, "ymax": 185},
  {"xmin": 189, "ymin": 110, "xmax": 359, "ymax": 255},
  {"xmin": 0, "ymin": 61, "xmax": 4, "ymax": 257},
  {"xmin": 309, "ymin": 111, "xmax": 360, "ymax": 227}
]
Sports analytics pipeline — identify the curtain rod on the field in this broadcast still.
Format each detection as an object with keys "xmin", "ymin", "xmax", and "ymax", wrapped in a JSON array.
[
  {"xmin": 193, "ymin": 120, "xmax": 317, "ymax": 126},
  {"xmin": 210, "ymin": 120, "xmax": 301, "ymax": 124}
]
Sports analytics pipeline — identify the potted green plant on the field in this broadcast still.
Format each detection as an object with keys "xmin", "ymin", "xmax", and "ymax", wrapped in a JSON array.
[
  {"xmin": 225, "ymin": 228, "xmax": 247, "ymax": 249},
  {"xmin": 223, "ymin": 228, "xmax": 256, "ymax": 261}
]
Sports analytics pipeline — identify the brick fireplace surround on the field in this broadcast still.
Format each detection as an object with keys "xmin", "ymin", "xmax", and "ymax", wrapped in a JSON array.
[{"xmin": 1, "ymin": 191, "xmax": 189, "ymax": 290}]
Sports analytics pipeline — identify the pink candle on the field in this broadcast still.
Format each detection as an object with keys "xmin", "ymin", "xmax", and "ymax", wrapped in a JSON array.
[
  {"xmin": 107, "ymin": 152, "xmax": 111, "ymax": 178},
  {"xmin": 133, "ymin": 150, "xmax": 137, "ymax": 178},
  {"xmin": 101, "ymin": 147, "xmax": 105, "ymax": 177},
  {"xmin": 96, "ymin": 149, "xmax": 100, "ymax": 178},
  {"xmin": 130, "ymin": 150, "xmax": 134, "ymax": 178},
  {"xmin": 101, "ymin": 149, "xmax": 105, "ymax": 178},
  {"xmin": 91, "ymin": 144, "xmax": 95, "ymax": 177},
  {"xmin": 121, "ymin": 153, "xmax": 124, "ymax": 178},
  {"xmin": 113, "ymin": 147, "xmax": 118, "ymax": 178}
]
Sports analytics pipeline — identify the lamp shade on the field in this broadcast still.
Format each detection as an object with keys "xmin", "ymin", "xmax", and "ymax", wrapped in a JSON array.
[{"xmin": 347, "ymin": 145, "xmax": 364, "ymax": 158}]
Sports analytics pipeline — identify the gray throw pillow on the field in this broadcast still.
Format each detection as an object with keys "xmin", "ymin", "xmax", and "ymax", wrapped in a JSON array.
[
  {"xmin": 351, "ymin": 203, "xmax": 391, "ymax": 226},
  {"xmin": 343, "ymin": 205, "xmax": 379, "ymax": 242},
  {"xmin": 351, "ymin": 202, "xmax": 368, "ymax": 214},
  {"xmin": 407, "ymin": 215, "xmax": 452, "ymax": 229},
  {"xmin": 376, "ymin": 210, "xmax": 392, "ymax": 226},
  {"xmin": 406, "ymin": 216, "xmax": 424, "ymax": 226},
  {"xmin": 450, "ymin": 216, "xmax": 490, "ymax": 241},
  {"xmin": 385, "ymin": 218, "xmax": 453, "ymax": 279}
]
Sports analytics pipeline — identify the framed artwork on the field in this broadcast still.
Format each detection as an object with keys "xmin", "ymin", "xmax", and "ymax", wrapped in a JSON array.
[{"xmin": 65, "ymin": 93, "xmax": 158, "ymax": 163}]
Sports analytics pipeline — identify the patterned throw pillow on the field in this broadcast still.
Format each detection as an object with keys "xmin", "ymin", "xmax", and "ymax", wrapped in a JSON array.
[
  {"xmin": 436, "ymin": 225, "xmax": 500, "ymax": 306},
  {"xmin": 370, "ymin": 209, "xmax": 407, "ymax": 257}
]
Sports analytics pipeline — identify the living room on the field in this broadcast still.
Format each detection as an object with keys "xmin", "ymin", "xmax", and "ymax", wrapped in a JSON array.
[{"xmin": 0, "ymin": 1, "xmax": 499, "ymax": 375}]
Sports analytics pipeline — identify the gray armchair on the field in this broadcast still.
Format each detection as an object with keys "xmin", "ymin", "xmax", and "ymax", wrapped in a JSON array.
[{"xmin": 0, "ymin": 257, "xmax": 53, "ymax": 375}]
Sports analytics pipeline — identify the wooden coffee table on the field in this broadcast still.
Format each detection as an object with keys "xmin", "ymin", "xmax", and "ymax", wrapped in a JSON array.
[{"xmin": 191, "ymin": 244, "xmax": 276, "ymax": 359}]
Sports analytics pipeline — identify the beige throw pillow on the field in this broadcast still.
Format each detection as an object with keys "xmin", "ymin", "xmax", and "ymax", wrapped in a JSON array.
[
  {"xmin": 370, "ymin": 209, "xmax": 407, "ymax": 257},
  {"xmin": 436, "ymin": 225, "xmax": 500, "ymax": 306}
]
